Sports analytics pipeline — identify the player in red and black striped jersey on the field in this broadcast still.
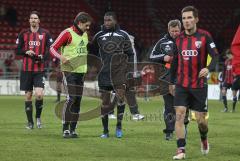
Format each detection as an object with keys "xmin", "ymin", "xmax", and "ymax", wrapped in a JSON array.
[
  {"xmin": 169, "ymin": 6, "xmax": 219, "ymax": 160},
  {"xmin": 223, "ymin": 58, "xmax": 233, "ymax": 86},
  {"xmin": 171, "ymin": 26, "xmax": 218, "ymax": 89},
  {"xmin": 15, "ymin": 11, "xmax": 53, "ymax": 129},
  {"xmin": 221, "ymin": 49, "xmax": 238, "ymax": 112}
]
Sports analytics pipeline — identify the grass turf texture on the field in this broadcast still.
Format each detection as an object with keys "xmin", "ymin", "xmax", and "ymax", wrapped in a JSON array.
[{"xmin": 0, "ymin": 96, "xmax": 239, "ymax": 161}]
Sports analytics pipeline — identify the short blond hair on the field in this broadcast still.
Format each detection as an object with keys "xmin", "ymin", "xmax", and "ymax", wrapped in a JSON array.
[{"xmin": 168, "ymin": 19, "xmax": 181, "ymax": 30}]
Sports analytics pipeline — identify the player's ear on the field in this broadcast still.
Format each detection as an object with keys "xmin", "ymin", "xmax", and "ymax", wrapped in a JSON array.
[
  {"xmin": 195, "ymin": 17, "xmax": 199, "ymax": 23},
  {"xmin": 77, "ymin": 22, "xmax": 82, "ymax": 29}
]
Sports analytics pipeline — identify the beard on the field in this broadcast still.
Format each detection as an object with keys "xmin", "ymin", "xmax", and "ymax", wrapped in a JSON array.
[{"xmin": 31, "ymin": 22, "xmax": 37, "ymax": 28}]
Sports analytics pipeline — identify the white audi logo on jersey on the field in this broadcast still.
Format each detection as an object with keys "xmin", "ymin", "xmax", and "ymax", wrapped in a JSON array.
[
  {"xmin": 29, "ymin": 41, "xmax": 40, "ymax": 46},
  {"xmin": 181, "ymin": 50, "xmax": 198, "ymax": 56},
  {"xmin": 226, "ymin": 65, "xmax": 232, "ymax": 70}
]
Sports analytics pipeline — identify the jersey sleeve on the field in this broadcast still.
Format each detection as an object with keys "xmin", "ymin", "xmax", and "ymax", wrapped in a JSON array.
[
  {"xmin": 123, "ymin": 32, "xmax": 134, "ymax": 63},
  {"xmin": 15, "ymin": 32, "xmax": 26, "ymax": 56},
  {"xmin": 50, "ymin": 30, "xmax": 71, "ymax": 59},
  {"xmin": 150, "ymin": 40, "xmax": 164, "ymax": 63},
  {"xmin": 206, "ymin": 33, "xmax": 219, "ymax": 71},
  {"xmin": 206, "ymin": 33, "xmax": 218, "ymax": 57}
]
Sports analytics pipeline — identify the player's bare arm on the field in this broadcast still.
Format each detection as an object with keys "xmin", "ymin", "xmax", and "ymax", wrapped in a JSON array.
[{"xmin": 199, "ymin": 68, "xmax": 209, "ymax": 78}]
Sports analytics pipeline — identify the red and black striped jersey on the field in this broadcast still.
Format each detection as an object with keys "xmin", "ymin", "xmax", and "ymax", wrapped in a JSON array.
[
  {"xmin": 223, "ymin": 58, "xmax": 233, "ymax": 84},
  {"xmin": 16, "ymin": 28, "xmax": 53, "ymax": 72},
  {"xmin": 172, "ymin": 29, "xmax": 218, "ymax": 88}
]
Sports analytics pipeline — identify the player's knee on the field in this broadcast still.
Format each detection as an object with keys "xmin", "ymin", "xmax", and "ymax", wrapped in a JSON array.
[
  {"xmin": 175, "ymin": 113, "xmax": 185, "ymax": 122},
  {"xmin": 35, "ymin": 90, "xmax": 43, "ymax": 99},
  {"xmin": 197, "ymin": 114, "xmax": 207, "ymax": 125},
  {"xmin": 68, "ymin": 96, "xmax": 78, "ymax": 103},
  {"xmin": 35, "ymin": 93, "xmax": 43, "ymax": 100},
  {"xmin": 117, "ymin": 99, "xmax": 125, "ymax": 106},
  {"xmin": 25, "ymin": 93, "xmax": 32, "ymax": 101},
  {"xmin": 198, "ymin": 122, "xmax": 208, "ymax": 132},
  {"xmin": 101, "ymin": 105, "xmax": 112, "ymax": 115},
  {"xmin": 70, "ymin": 106, "xmax": 80, "ymax": 113},
  {"xmin": 73, "ymin": 100, "xmax": 80, "ymax": 108},
  {"xmin": 116, "ymin": 92, "xmax": 124, "ymax": 102},
  {"xmin": 102, "ymin": 98, "xmax": 110, "ymax": 105}
]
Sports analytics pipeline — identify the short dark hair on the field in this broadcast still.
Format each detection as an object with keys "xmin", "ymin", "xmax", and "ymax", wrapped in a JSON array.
[
  {"xmin": 168, "ymin": 19, "xmax": 181, "ymax": 30},
  {"xmin": 30, "ymin": 11, "xmax": 40, "ymax": 19},
  {"xmin": 104, "ymin": 11, "xmax": 117, "ymax": 21},
  {"xmin": 181, "ymin": 6, "xmax": 198, "ymax": 18},
  {"xmin": 74, "ymin": 12, "xmax": 93, "ymax": 24}
]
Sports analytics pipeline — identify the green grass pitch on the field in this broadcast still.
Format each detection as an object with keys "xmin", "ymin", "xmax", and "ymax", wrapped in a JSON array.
[{"xmin": 0, "ymin": 95, "xmax": 239, "ymax": 161}]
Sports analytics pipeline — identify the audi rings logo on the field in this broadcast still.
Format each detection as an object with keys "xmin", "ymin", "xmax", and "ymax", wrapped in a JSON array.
[
  {"xmin": 28, "ymin": 41, "xmax": 40, "ymax": 46},
  {"xmin": 181, "ymin": 50, "xmax": 198, "ymax": 56}
]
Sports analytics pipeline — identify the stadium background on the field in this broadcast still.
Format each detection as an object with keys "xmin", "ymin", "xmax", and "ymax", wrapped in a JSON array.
[{"xmin": 0, "ymin": 0, "xmax": 240, "ymax": 74}]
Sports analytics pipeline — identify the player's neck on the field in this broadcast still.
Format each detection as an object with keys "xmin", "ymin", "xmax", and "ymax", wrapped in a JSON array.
[
  {"xmin": 31, "ymin": 26, "xmax": 39, "ymax": 33},
  {"xmin": 185, "ymin": 27, "xmax": 197, "ymax": 35}
]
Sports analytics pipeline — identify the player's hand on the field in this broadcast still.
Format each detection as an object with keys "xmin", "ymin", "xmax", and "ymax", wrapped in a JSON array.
[
  {"xmin": 169, "ymin": 85, "xmax": 175, "ymax": 96},
  {"xmin": 164, "ymin": 55, "xmax": 172, "ymax": 63},
  {"xmin": 199, "ymin": 68, "xmax": 209, "ymax": 78},
  {"xmin": 25, "ymin": 50, "xmax": 35, "ymax": 56},
  {"xmin": 60, "ymin": 56, "xmax": 69, "ymax": 64}
]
